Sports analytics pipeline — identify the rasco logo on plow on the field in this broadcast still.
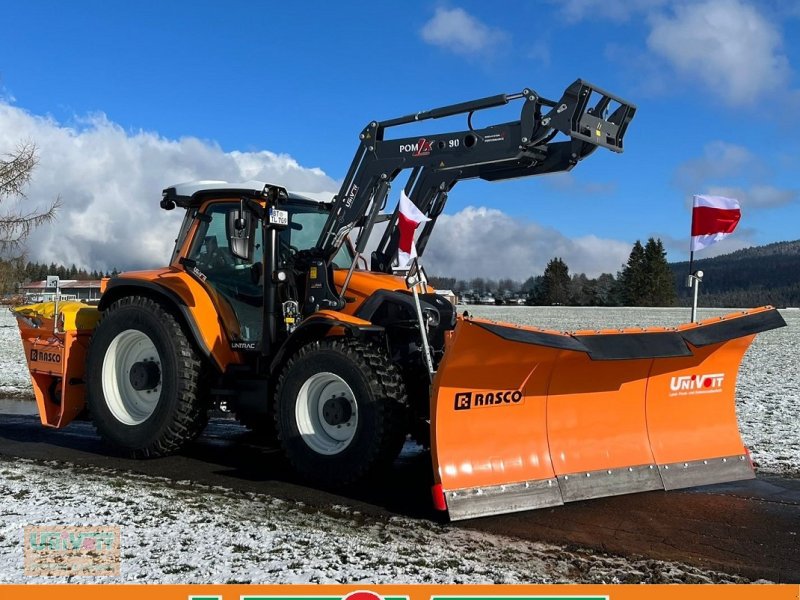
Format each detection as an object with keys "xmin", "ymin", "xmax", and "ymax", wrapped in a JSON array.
[
  {"xmin": 669, "ymin": 373, "xmax": 725, "ymax": 396},
  {"xmin": 454, "ymin": 390, "xmax": 524, "ymax": 410}
]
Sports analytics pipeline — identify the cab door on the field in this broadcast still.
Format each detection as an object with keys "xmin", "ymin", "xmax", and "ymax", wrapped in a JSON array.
[{"xmin": 185, "ymin": 202, "xmax": 263, "ymax": 350}]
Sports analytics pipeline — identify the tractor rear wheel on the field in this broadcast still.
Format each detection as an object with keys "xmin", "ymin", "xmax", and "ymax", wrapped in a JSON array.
[
  {"xmin": 274, "ymin": 338, "xmax": 407, "ymax": 486},
  {"xmin": 86, "ymin": 296, "xmax": 208, "ymax": 457}
]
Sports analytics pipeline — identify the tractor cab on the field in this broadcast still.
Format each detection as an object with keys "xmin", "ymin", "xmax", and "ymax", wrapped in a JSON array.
[{"xmin": 161, "ymin": 180, "xmax": 355, "ymax": 352}]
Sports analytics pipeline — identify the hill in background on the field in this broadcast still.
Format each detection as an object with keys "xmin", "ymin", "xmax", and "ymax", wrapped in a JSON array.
[{"xmin": 670, "ymin": 240, "xmax": 800, "ymax": 308}]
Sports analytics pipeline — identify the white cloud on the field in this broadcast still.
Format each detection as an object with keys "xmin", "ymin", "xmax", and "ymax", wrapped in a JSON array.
[
  {"xmin": 673, "ymin": 141, "xmax": 797, "ymax": 210},
  {"xmin": 556, "ymin": 0, "xmax": 667, "ymax": 22},
  {"xmin": 706, "ymin": 185, "xmax": 798, "ymax": 209},
  {"xmin": 0, "ymin": 102, "xmax": 634, "ymax": 280},
  {"xmin": 647, "ymin": 0, "xmax": 790, "ymax": 106},
  {"xmin": 0, "ymin": 103, "xmax": 339, "ymax": 271},
  {"xmin": 420, "ymin": 8, "xmax": 508, "ymax": 56},
  {"xmin": 674, "ymin": 141, "xmax": 759, "ymax": 189},
  {"xmin": 424, "ymin": 206, "xmax": 631, "ymax": 279}
]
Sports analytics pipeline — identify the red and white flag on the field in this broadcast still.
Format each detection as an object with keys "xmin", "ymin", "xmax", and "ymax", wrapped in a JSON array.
[
  {"xmin": 691, "ymin": 194, "xmax": 741, "ymax": 252},
  {"xmin": 396, "ymin": 190, "xmax": 430, "ymax": 268}
]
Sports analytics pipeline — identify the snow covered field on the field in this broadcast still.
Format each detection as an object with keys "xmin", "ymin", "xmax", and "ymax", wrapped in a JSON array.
[
  {"xmin": 0, "ymin": 457, "xmax": 751, "ymax": 584},
  {"xmin": 0, "ymin": 310, "xmax": 32, "ymax": 400}
]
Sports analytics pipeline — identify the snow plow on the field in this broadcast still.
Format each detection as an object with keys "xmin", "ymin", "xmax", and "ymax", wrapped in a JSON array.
[{"xmin": 12, "ymin": 79, "xmax": 786, "ymax": 520}]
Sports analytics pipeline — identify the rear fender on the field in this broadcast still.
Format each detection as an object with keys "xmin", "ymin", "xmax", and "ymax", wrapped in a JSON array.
[{"xmin": 101, "ymin": 271, "xmax": 242, "ymax": 372}]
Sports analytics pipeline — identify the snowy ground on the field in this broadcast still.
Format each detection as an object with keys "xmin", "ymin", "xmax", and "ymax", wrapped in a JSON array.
[
  {"xmin": 0, "ymin": 310, "xmax": 32, "ymax": 400},
  {"xmin": 0, "ymin": 456, "xmax": 753, "ymax": 584},
  {"xmin": 0, "ymin": 307, "xmax": 795, "ymax": 583}
]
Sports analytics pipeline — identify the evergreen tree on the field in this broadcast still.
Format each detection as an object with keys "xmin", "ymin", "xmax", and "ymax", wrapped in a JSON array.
[
  {"xmin": 594, "ymin": 273, "xmax": 617, "ymax": 306},
  {"xmin": 619, "ymin": 238, "xmax": 676, "ymax": 306},
  {"xmin": 643, "ymin": 238, "xmax": 676, "ymax": 306},
  {"xmin": 539, "ymin": 257, "xmax": 571, "ymax": 305},
  {"xmin": 619, "ymin": 240, "xmax": 647, "ymax": 305}
]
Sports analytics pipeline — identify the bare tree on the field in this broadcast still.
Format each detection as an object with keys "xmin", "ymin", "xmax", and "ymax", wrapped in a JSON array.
[{"xmin": 0, "ymin": 142, "xmax": 59, "ymax": 294}]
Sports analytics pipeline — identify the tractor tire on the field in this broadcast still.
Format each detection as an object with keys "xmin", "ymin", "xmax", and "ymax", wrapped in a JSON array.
[
  {"xmin": 274, "ymin": 338, "xmax": 408, "ymax": 486},
  {"xmin": 86, "ymin": 296, "xmax": 208, "ymax": 458}
]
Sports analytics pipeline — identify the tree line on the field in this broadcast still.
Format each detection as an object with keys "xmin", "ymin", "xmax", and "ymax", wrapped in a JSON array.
[
  {"xmin": 670, "ymin": 239, "xmax": 800, "ymax": 308},
  {"xmin": 0, "ymin": 259, "xmax": 118, "ymax": 296},
  {"xmin": 19, "ymin": 260, "xmax": 118, "ymax": 282},
  {"xmin": 431, "ymin": 237, "xmax": 677, "ymax": 306}
]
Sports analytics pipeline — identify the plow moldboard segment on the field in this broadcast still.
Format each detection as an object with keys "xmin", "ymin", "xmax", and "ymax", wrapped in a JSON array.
[
  {"xmin": 430, "ymin": 306, "xmax": 785, "ymax": 521},
  {"xmin": 546, "ymin": 352, "xmax": 662, "ymax": 502}
]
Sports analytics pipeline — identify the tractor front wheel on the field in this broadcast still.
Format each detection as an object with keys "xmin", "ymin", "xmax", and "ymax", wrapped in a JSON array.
[
  {"xmin": 86, "ymin": 296, "xmax": 208, "ymax": 457},
  {"xmin": 274, "ymin": 338, "xmax": 407, "ymax": 486}
]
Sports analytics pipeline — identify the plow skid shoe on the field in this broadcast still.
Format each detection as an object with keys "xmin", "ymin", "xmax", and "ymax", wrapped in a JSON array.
[{"xmin": 430, "ymin": 306, "xmax": 785, "ymax": 521}]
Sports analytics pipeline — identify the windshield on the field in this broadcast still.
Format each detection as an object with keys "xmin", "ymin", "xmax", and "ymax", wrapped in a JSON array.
[{"xmin": 281, "ymin": 204, "xmax": 353, "ymax": 269}]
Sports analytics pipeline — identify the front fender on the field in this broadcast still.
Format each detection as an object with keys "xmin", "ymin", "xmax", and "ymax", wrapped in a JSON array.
[{"xmin": 269, "ymin": 310, "xmax": 384, "ymax": 373}]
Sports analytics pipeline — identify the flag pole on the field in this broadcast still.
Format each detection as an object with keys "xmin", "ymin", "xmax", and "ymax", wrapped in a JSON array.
[
  {"xmin": 690, "ymin": 265, "xmax": 703, "ymax": 324},
  {"xmin": 687, "ymin": 206, "xmax": 698, "ymax": 322},
  {"xmin": 687, "ymin": 246, "xmax": 703, "ymax": 324}
]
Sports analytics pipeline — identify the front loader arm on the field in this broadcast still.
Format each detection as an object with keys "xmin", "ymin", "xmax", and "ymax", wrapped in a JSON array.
[{"xmin": 315, "ymin": 79, "xmax": 636, "ymax": 271}]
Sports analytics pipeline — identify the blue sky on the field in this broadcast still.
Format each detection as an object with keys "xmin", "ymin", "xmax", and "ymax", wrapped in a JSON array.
[{"xmin": 1, "ymin": 1, "xmax": 798, "ymax": 278}]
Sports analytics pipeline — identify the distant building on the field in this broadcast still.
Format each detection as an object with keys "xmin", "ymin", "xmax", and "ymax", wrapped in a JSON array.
[
  {"xmin": 436, "ymin": 289, "xmax": 458, "ymax": 305},
  {"xmin": 20, "ymin": 280, "xmax": 102, "ymax": 303}
]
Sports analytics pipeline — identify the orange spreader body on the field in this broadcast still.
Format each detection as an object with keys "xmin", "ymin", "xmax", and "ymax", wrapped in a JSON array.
[{"xmin": 431, "ymin": 306, "xmax": 785, "ymax": 520}]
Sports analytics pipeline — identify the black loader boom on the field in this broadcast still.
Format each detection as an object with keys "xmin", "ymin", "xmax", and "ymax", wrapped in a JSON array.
[{"xmin": 314, "ymin": 79, "xmax": 636, "ymax": 278}]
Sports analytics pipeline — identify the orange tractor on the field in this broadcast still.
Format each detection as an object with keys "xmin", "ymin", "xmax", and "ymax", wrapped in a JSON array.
[{"xmin": 14, "ymin": 80, "xmax": 785, "ymax": 520}]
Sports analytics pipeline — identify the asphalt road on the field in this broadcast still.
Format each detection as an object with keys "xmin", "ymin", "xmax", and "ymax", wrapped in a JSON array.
[{"xmin": 0, "ymin": 412, "xmax": 798, "ymax": 582}]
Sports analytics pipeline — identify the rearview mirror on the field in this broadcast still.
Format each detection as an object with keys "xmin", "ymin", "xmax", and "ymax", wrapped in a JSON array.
[{"xmin": 226, "ymin": 202, "xmax": 257, "ymax": 261}]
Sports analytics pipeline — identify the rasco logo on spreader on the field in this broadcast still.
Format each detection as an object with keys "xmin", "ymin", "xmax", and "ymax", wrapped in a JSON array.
[
  {"xmin": 30, "ymin": 349, "xmax": 61, "ymax": 364},
  {"xmin": 454, "ymin": 390, "xmax": 523, "ymax": 410},
  {"xmin": 669, "ymin": 373, "xmax": 724, "ymax": 396}
]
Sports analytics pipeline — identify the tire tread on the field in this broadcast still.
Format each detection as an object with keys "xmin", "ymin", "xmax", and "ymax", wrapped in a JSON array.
[
  {"xmin": 87, "ymin": 295, "xmax": 208, "ymax": 458},
  {"xmin": 274, "ymin": 337, "xmax": 408, "ymax": 485}
]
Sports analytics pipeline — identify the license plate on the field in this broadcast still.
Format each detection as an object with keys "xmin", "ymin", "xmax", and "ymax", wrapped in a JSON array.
[{"xmin": 269, "ymin": 207, "xmax": 289, "ymax": 226}]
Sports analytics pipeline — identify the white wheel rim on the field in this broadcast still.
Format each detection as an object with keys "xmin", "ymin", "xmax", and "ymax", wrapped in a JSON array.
[
  {"xmin": 295, "ymin": 372, "xmax": 358, "ymax": 455},
  {"xmin": 101, "ymin": 329, "xmax": 162, "ymax": 426}
]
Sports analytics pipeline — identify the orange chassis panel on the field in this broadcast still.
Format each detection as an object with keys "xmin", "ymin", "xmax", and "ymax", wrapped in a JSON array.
[{"xmin": 431, "ymin": 306, "xmax": 784, "ymax": 520}]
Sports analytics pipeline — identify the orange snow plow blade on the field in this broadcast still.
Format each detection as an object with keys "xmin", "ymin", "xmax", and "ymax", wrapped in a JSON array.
[
  {"xmin": 12, "ymin": 302, "xmax": 100, "ymax": 428},
  {"xmin": 431, "ymin": 306, "xmax": 785, "ymax": 520}
]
